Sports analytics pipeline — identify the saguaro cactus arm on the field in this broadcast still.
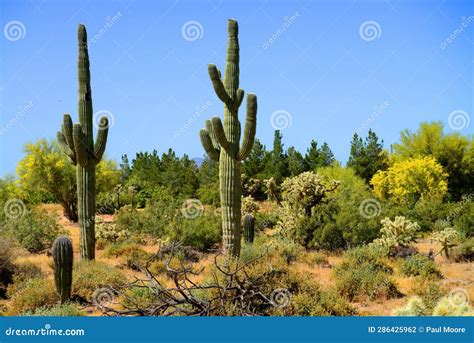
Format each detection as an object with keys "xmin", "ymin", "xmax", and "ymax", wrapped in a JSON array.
[
  {"xmin": 57, "ymin": 114, "xmax": 77, "ymax": 164},
  {"xmin": 200, "ymin": 129, "xmax": 220, "ymax": 161},
  {"xmin": 73, "ymin": 124, "xmax": 88, "ymax": 167},
  {"xmin": 93, "ymin": 117, "xmax": 109, "ymax": 161},
  {"xmin": 211, "ymin": 117, "xmax": 230, "ymax": 150},
  {"xmin": 237, "ymin": 93, "xmax": 257, "ymax": 161},
  {"xmin": 208, "ymin": 64, "xmax": 231, "ymax": 106}
]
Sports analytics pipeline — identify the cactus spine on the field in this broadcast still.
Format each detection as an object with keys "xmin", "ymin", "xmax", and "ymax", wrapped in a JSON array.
[
  {"xmin": 243, "ymin": 214, "xmax": 255, "ymax": 244},
  {"xmin": 52, "ymin": 236, "xmax": 73, "ymax": 304},
  {"xmin": 57, "ymin": 24, "xmax": 109, "ymax": 260},
  {"xmin": 200, "ymin": 19, "xmax": 257, "ymax": 257}
]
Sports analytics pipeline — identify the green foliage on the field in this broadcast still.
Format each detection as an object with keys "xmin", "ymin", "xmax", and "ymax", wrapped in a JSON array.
[
  {"xmin": 120, "ymin": 287, "xmax": 156, "ymax": 310},
  {"xmin": 241, "ymin": 139, "xmax": 269, "ymax": 179},
  {"xmin": 22, "ymin": 303, "xmax": 84, "ymax": 316},
  {"xmin": 6, "ymin": 278, "xmax": 56, "ymax": 315},
  {"xmin": 347, "ymin": 129, "xmax": 388, "ymax": 183},
  {"xmin": 266, "ymin": 130, "xmax": 289, "ymax": 183},
  {"xmin": 72, "ymin": 261, "xmax": 126, "ymax": 301},
  {"xmin": 304, "ymin": 140, "xmax": 335, "ymax": 171},
  {"xmin": 452, "ymin": 237, "xmax": 474, "ymax": 262},
  {"xmin": 399, "ymin": 254, "xmax": 441, "ymax": 278},
  {"xmin": 286, "ymin": 146, "xmax": 305, "ymax": 177},
  {"xmin": 197, "ymin": 156, "xmax": 220, "ymax": 206},
  {"xmin": 410, "ymin": 278, "xmax": 446, "ymax": 313},
  {"xmin": 0, "ymin": 238, "xmax": 16, "ymax": 298},
  {"xmin": 103, "ymin": 241, "xmax": 151, "ymax": 269},
  {"xmin": 4, "ymin": 208, "xmax": 62, "ymax": 253},
  {"xmin": 318, "ymin": 165, "xmax": 381, "ymax": 248},
  {"xmin": 169, "ymin": 215, "xmax": 222, "ymax": 252},
  {"xmin": 454, "ymin": 200, "xmax": 474, "ymax": 238},
  {"xmin": 334, "ymin": 246, "xmax": 399, "ymax": 301},
  {"xmin": 370, "ymin": 216, "xmax": 419, "ymax": 256}
]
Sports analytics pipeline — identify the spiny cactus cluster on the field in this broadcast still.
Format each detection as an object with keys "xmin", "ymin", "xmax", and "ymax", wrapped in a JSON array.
[
  {"xmin": 52, "ymin": 236, "xmax": 73, "ymax": 304},
  {"xmin": 370, "ymin": 216, "xmax": 419, "ymax": 256},
  {"xmin": 241, "ymin": 195, "xmax": 258, "ymax": 216},
  {"xmin": 394, "ymin": 294, "xmax": 473, "ymax": 316},
  {"xmin": 432, "ymin": 227, "xmax": 460, "ymax": 258},
  {"xmin": 200, "ymin": 19, "xmax": 257, "ymax": 257},
  {"xmin": 57, "ymin": 25, "xmax": 109, "ymax": 260}
]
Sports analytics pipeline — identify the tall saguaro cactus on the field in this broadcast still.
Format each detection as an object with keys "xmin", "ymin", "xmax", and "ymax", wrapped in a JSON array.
[
  {"xmin": 57, "ymin": 24, "xmax": 109, "ymax": 260},
  {"xmin": 200, "ymin": 19, "xmax": 258, "ymax": 257}
]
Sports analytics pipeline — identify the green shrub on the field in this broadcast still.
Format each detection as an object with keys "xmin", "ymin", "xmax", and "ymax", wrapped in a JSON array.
[
  {"xmin": 290, "ymin": 288, "xmax": 356, "ymax": 316},
  {"xmin": 22, "ymin": 303, "xmax": 84, "ymax": 316},
  {"xmin": 120, "ymin": 286, "xmax": 156, "ymax": 309},
  {"xmin": 72, "ymin": 261, "xmax": 126, "ymax": 302},
  {"xmin": 453, "ymin": 201, "xmax": 474, "ymax": 238},
  {"xmin": 399, "ymin": 254, "xmax": 442, "ymax": 278},
  {"xmin": 0, "ymin": 238, "xmax": 16, "ymax": 298},
  {"xmin": 197, "ymin": 181, "xmax": 220, "ymax": 206},
  {"xmin": 168, "ymin": 215, "xmax": 221, "ymax": 252},
  {"xmin": 6, "ymin": 278, "xmax": 56, "ymax": 315},
  {"xmin": 410, "ymin": 278, "xmax": 446, "ymax": 312},
  {"xmin": 303, "ymin": 251, "xmax": 329, "ymax": 265},
  {"xmin": 334, "ymin": 247, "xmax": 399, "ymax": 301},
  {"xmin": 255, "ymin": 211, "xmax": 279, "ymax": 230},
  {"xmin": 103, "ymin": 241, "xmax": 151, "ymax": 269},
  {"xmin": 452, "ymin": 237, "xmax": 474, "ymax": 262},
  {"xmin": 4, "ymin": 209, "xmax": 62, "ymax": 252}
]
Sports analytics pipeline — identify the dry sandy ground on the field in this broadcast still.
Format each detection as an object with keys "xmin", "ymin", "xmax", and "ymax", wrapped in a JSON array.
[{"xmin": 8, "ymin": 204, "xmax": 474, "ymax": 316}]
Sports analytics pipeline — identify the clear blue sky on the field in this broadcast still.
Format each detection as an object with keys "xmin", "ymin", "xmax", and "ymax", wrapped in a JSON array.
[{"xmin": 1, "ymin": 0, "xmax": 472, "ymax": 176}]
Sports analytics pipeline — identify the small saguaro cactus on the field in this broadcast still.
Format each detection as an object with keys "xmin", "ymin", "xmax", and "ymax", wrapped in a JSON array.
[
  {"xmin": 243, "ymin": 214, "xmax": 255, "ymax": 244},
  {"xmin": 199, "ymin": 19, "xmax": 258, "ymax": 257},
  {"xmin": 57, "ymin": 24, "xmax": 109, "ymax": 260},
  {"xmin": 52, "ymin": 236, "xmax": 73, "ymax": 304}
]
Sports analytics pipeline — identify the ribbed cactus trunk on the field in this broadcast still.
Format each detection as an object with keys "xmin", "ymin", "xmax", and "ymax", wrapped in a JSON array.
[
  {"xmin": 243, "ymin": 214, "xmax": 255, "ymax": 244},
  {"xmin": 52, "ymin": 236, "xmax": 73, "ymax": 304},
  {"xmin": 200, "ymin": 19, "xmax": 257, "ymax": 257},
  {"xmin": 57, "ymin": 25, "xmax": 109, "ymax": 260}
]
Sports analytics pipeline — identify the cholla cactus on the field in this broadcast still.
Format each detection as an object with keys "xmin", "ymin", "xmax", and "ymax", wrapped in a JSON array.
[
  {"xmin": 241, "ymin": 174, "xmax": 261, "ymax": 198},
  {"xmin": 370, "ymin": 216, "xmax": 419, "ymax": 256},
  {"xmin": 393, "ymin": 296, "xmax": 428, "ymax": 316},
  {"xmin": 432, "ymin": 227, "xmax": 460, "ymax": 259},
  {"xmin": 264, "ymin": 177, "xmax": 282, "ymax": 206},
  {"xmin": 241, "ymin": 195, "xmax": 258, "ymax": 216},
  {"xmin": 281, "ymin": 172, "xmax": 339, "ymax": 217},
  {"xmin": 432, "ymin": 295, "xmax": 473, "ymax": 316}
]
